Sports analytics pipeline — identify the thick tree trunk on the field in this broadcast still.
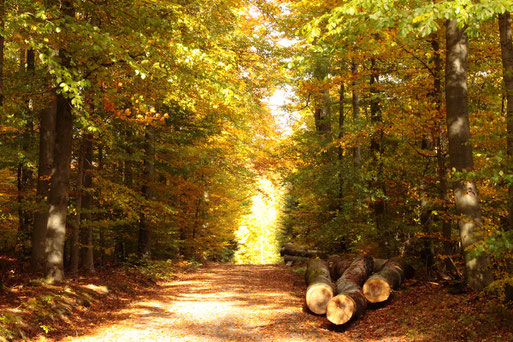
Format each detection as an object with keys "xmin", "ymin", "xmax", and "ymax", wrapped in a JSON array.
[
  {"xmin": 326, "ymin": 255, "xmax": 373, "ymax": 325},
  {"xmin": 305, "ymin": 259, "xmax": 333, "ymax": 315},
  {"xmin": 45, "ymin": 86, "xmax": 73, "ymax": 283},
  {"xmin": 138, "ymin": 125, "xmax": 155, "ymax": 259},
  {"xmin": 445, "ymin": 19, "xmax": 493, "ymax": 291},
  {"xmin": 80, "ymin": 135, "xmax": 94, "ymax": 273},
  {"xmin": 362, "ymin": 258, "xmax": 413, "ymax": 303},
  {"xmin": 499, "ymin": 12, "xmax": 513, "ymax": 231}
]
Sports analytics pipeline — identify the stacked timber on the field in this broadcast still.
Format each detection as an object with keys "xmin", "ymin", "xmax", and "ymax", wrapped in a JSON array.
[
  {"xmin": 326, "ymin": 255, "xmax": 374, "ymax": 325},
  {"xmin": 305, "ymin": 259, "xmax": 333, "ymax": 314},
  {"xmin": 301, "ymin": 253, "xmax": 414, "ymax": 326},
  {"xmin": 363, "ymin": 257, "xmax": 414, "ymax": 303}
]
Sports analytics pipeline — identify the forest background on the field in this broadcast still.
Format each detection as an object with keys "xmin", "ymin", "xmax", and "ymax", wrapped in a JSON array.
[{"xmin": 0, "ymin": 0, "xmax": 512, "ymax": 300}]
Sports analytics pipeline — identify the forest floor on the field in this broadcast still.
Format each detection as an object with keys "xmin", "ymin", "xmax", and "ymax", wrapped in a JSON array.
[{"xmin": 1, "ymin": 260, "xmax": 513, "ymax": 341}]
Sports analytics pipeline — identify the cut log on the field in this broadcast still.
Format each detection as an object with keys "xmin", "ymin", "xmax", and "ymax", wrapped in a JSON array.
[
  {"xmin": 281, "ymin": 243, "xmax": 324, "ymax": 258},
  {"xmin": 327, "ymin": 255, "xmax": 352, "ymax": 280},
  {"xmin": 373, "ymin": 258, "xmax": 388, "ymax": 273},
  {"xmin": 283, "ymin": 255, "xmax": 306, "ymax": 266},
  {"xmin": 326, "ymin": 255, "xmax": 373, "ymax": 325},
  {"xmin": 363, "ymin": 257, "xmax": 414, "ymax": 303},
  {"xmin": 305, "ymin": 259, "xmax": 333, "ymax": 315}
]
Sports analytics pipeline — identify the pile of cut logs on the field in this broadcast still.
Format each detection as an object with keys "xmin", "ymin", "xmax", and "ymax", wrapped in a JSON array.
[{"xmin": 282, "ymin": 245, "xmax": 414, "ymax": 326}]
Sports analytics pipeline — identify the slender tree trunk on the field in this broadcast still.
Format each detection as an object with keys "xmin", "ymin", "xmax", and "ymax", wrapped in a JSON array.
[
  {"xmin": 431, "ymin": 33, "xmax": 454, "ymax": 272},
  {"xmin": 370, "ymin": 58, "xmax": 386, "ymax": 230},
  {"xmin": 98, "ymin": 145, "xmax": 105, "ymax": 266},
  {"xmin": 32, "ymin": 103, "xmax": 56, "ymax": 272},
  {"xmin": 352, "ymin": 63, "xmax": 361, "ymax": 166},
  {"xmin": 338, "ymin": 82, "xmax": 345, "ymax": 202},
  {"xmin": 17, "ymin": 50, "xmax": 35, "ymax": 255},
  {"xmin": 0, "ymin": 0, "xmax": 4, "ymax": 107},
  {"xmin": 499, "ymin": 11, "xmax": 513, "ymax": 231},
  {"xmin": 80, "ymin": 135, "xmax": 94, "ymax": 273},
  {"xmin": 138, "ymin": 125, "xmax": 155, "ymax": 259},
  {"xmin": 70, "ymin": 136, "xmax": 85, "ymax": 274},
  {"xmin": 445, "ymin": 19, "xmax": 493, "ymax": 291}
]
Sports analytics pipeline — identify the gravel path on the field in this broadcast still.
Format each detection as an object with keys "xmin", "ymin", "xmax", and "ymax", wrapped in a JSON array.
[{"xmin": 63, "ymin": 264, "xmax": 349, "ymax": 342}]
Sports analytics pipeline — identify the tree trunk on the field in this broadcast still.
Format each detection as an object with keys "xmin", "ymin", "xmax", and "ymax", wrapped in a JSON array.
[
  {"xmin": 445, "ymin": 19, "xmax": 493, "ymax": 291},
  {"xmin": 70, "ymin": 136, "xmax": 86, "ymax": 274},
  {"xmin": 80, "ymin": 135, "xmax": 94, "ymax": 273},
  {"xmin": 17, "ymin": 49, "xmax": 35, "ymax": 255},
  {"xmin": 45, "ymin": 1, "xmax": 75, "ymax": 282},
  {"xmin": 0, "ymin": 0, "xmax": 4, "ymax": 107},
  {"xmin": 138, "ymin": 125, "xmax": 155, "ymax": 259},
  {"xmin": 363, "ymin": 258, "xmax": 413, "ymax": 303},
  {"xmin": 338, "ymin": 82, "xmax": 345, "ymax": 203},
  {"xmin": 499, "ymin": 11, "xmax": 513, "ymax": 231},
  {"xmin": 352, "ymin": 63, "xmax": 361, "ymax": 166},
  {"xmin": 370, "ymin": 58, "xmax": 386, "ymax": 230},
  {"xmin": 32, "ymin": 103, "xmax": 56, "ymax": 272},
  {"xmin": 305, "ymin": 259, "xmax": 333, "ymax": 315},
  {"xmin": 45, "ymin": 87, "xmax": 73, "ymax": 283},
  {"xmin": 326, "ymin": 255, "xmax": 373, "ymax": 325}
]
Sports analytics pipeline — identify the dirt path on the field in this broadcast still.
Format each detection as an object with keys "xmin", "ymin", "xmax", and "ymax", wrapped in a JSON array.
[
  {"xmin": 50, "ymin": 263, "xmax": 513, "ymax": 342},
  {"xmin": 60, "ymin": 264, "xmax": 348, "ymax": 342}
]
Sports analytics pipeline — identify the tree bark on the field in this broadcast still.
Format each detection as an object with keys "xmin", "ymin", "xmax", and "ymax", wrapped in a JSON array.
[
  {"xmin": 305, "ymin": 259, "xmax": 333, "ymax": 315},
  {"xmin": 445, "ymin": 19, "xmax": 493, "ymax": 291},
  {"xmin": 352, "ymin": 63, "xmax": 361, "ymax": 166},
  {"xmin": 338, "ymin": 82, "xmax": 345, "ymax": 203},
  {"xmin": 0, "ymin": 0, "xmax": 4, "ymax": 107},
  {"xmin": 326, "ymin": 255, "xmax": 373, "ymax": 325},
  {"xmin": 362, "ymin": 258, "xmax": 412, "ymax": 303},
  {"xmin": 45, "ymin": 1, "xmax": 75, "ymax": 282},
  {"xmin": 326, "ymin": 255, "xmax": 352, "ymax": 280},
  {"xmin": 79, "ymin": 135, "xmax": 94, "ymax": 273},
  {"xmin": 17, "ymin": 49, "xmax": 35, "ymax": 255},
  {"xmin": 370, "ymin": 58, "xmax": 386, "ymax": 230},
  {"xmin": 70, "ymin": 136, "xmax": 86, "ymax": 273},
  {"xmin": 138, "ymin": 125, "xmax": 155, "ymax": 259},
  {"xmin": 32, "ymin": 103, "xmax": 56, "ymax": 272},
  {"xmin": 499, "ymin": 11, "xmax": 513, "ymax": 231},
  {"xmin": 283, "ymin": 255, "xmax": 306, "ymax": 265}
]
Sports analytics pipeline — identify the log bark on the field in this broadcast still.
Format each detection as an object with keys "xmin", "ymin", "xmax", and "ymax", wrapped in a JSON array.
[
  {"xmin": 372, "ymin": 258, "xmax": 388, "ymax": 273},
  {"xmin": 326, "ymin": 255, "xmax": 373, "ymax": 325},
  {"xmin": 305, "ymin": 259, "xmax": 333, "ymax": 315},
  {"xmin": 327, "ymin": 255, "xmax": 352, "ymax": 280},
  {"xmin": 362, "ymin": 258, "xmax": 413, "ymax": 303},
  {"xmin": 280, "ymin": 243, "xmax": 323, "ymax": 258},
  {"xmin": 283, "ymin": 255, "xmax": 306, "ymax": 266}
]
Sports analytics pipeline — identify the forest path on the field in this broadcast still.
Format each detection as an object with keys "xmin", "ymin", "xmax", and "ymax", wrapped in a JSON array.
[{"xmin": 61, "ymin": 263, "xmax": 357, "ymax": 342}]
